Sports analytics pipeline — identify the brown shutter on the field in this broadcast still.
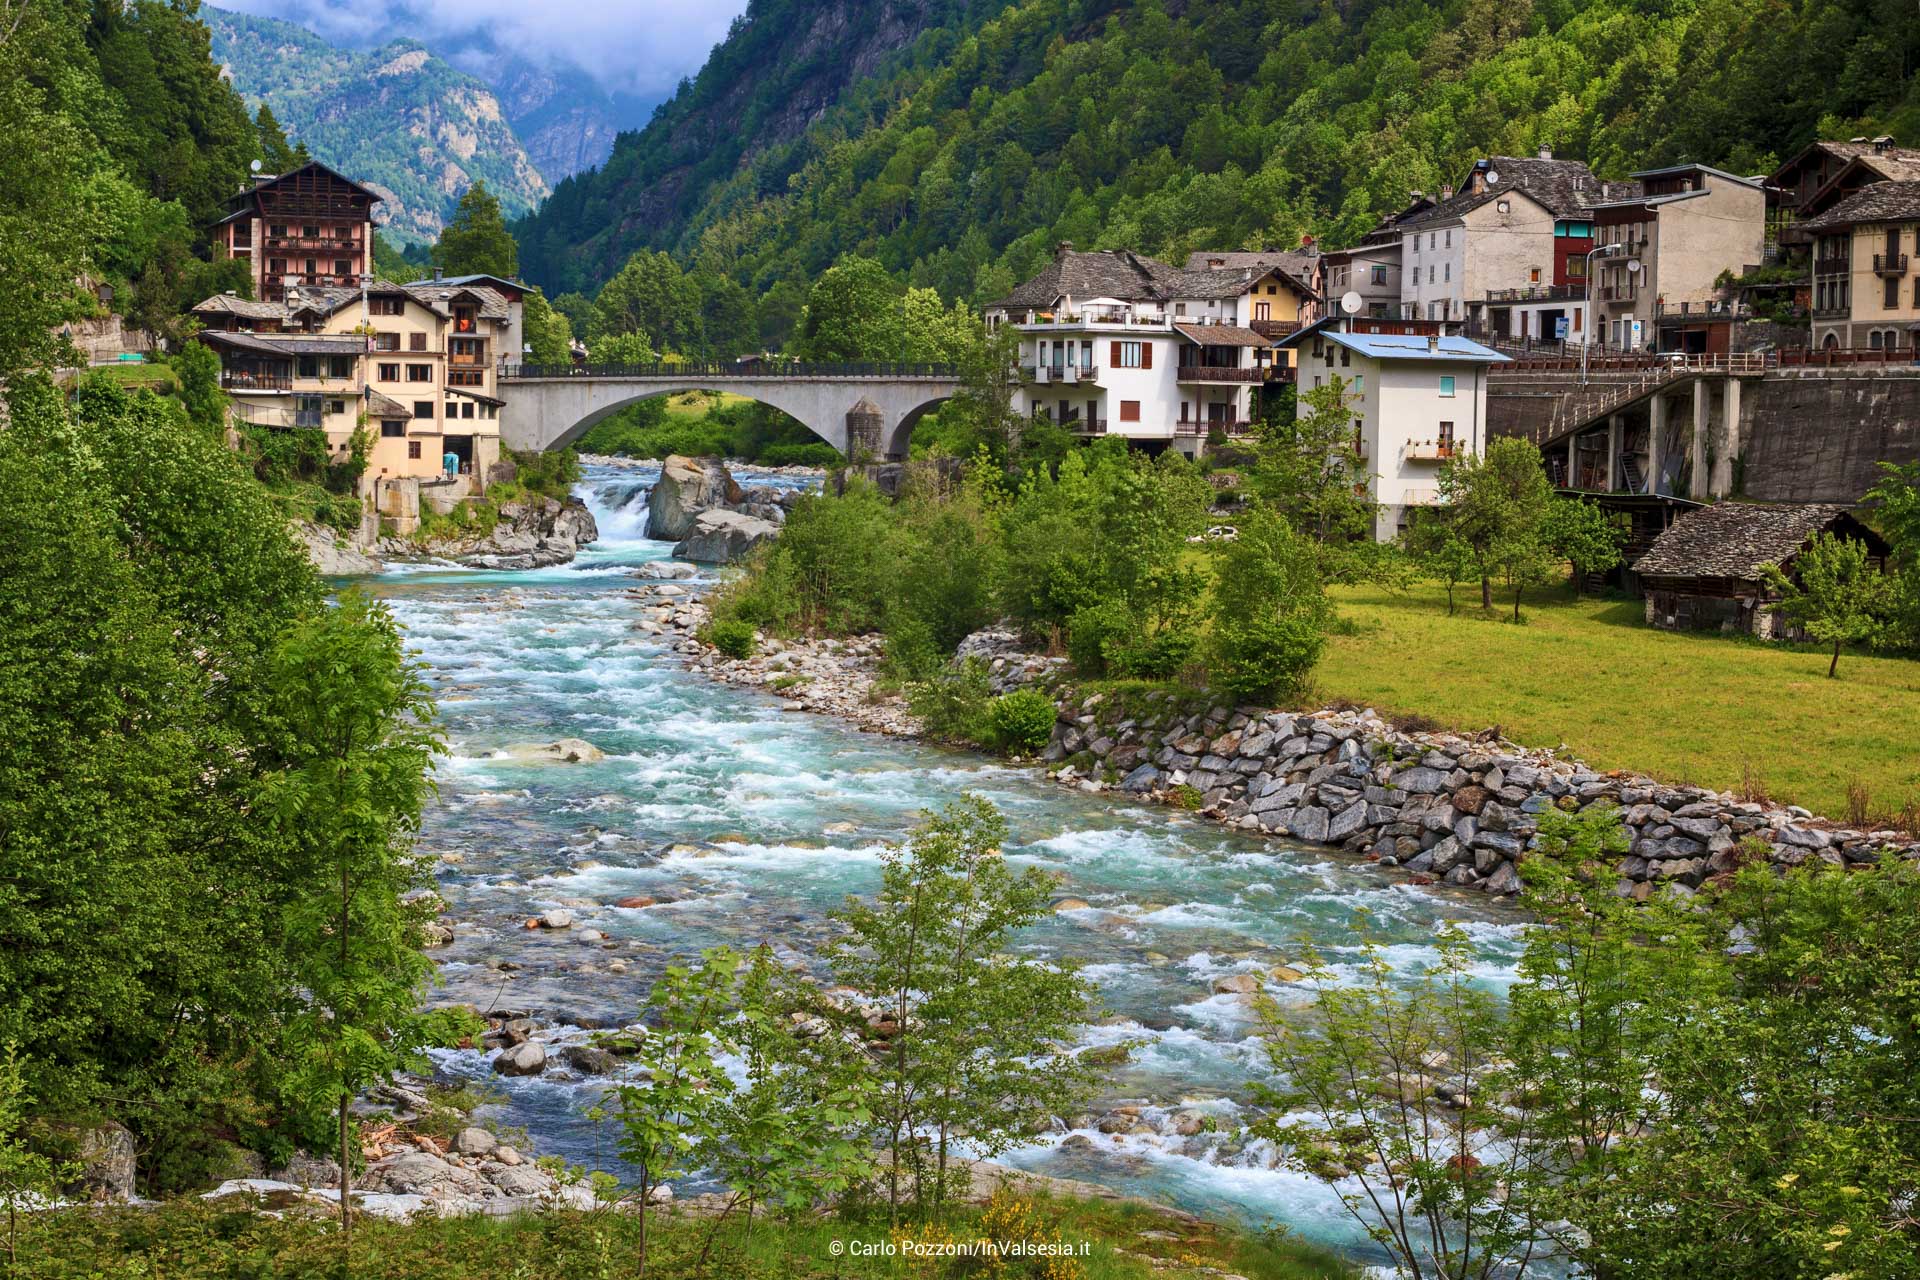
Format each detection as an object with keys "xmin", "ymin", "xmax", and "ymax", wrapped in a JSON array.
[
  {"xmin": 1141, "ymin": 342, "xmax": 1153, "ymax": 369},
  {"xmin": 1110, "ymin": 340, "xmax": 1122, "ymax": 367}
]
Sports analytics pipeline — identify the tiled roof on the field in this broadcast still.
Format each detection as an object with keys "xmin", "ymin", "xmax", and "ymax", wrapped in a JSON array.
[
  {"xmin": 1172, "ymin": 322, "xmax": 1271, "ymax": 347},
  {"xmin": 1634, "ymin": 502, "xmax": 1875, "ymax": 579},
  {"xmin": 1181, "ymin": 249, "xmax": 1322, "ymax": 282},
  {"xmin": 1399, "ymin": 156, "xmax": 1608, "ymax": 231},
  {"xmin": 190, "ymin": 280, "xmax": 514, "ymax": 326},
  {"xmin": 1799, "ymin": 181, "xmax": 1920, "ymax": 230},
  {"xmin": 198, "ymin": 329, "xmax": 368, "ymax": 356},
  {"xmin": 991, "ymin": 249, "xmax": 1182, "ymax": 308},
  {"xmin": 193, "ymin": 293, "xmax": 285, "ymax": 320}
]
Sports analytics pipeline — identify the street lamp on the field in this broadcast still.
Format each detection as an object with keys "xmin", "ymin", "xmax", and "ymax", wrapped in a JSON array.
[{"xmin": 1581, "ymin": 243, "xmax": 1634, "ymax": 383}]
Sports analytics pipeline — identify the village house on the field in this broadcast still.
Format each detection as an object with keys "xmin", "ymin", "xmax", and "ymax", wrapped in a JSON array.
[
  {"xmin": 1635, "ymin": 502, "xmax": 1889, "ymax": 637},
  {"xmin": 212, "ymin": 162, "xmax": 378, "ymax": 304},
  {"xmin": 193, "ymin": 273, "xmax": 518, "ymax": 494},
  {"xmin": 1799, "ymin": 181, "xmax": 1920, "ymax": 352},
  {"xmin": 1587, "ymin": 164, "xmax": 1767, "ymax": 354},
  {"xmin": 1276, "ymin": 316, "xmax": 1508, "ymax": 540},
  {"xmin": 1395, "ymin": 150, "xmax": 1604, "ymax": 343},
  {"xmin": 1767, "ymin": 135, "xmax": 1920, "ymax": 259},
  {"xmin": 983, "ymin": 245, "xmax": 1320, "ymax": 456},
  {"xmin": 1324, "ymin": 194, "xmax": 1432, "ymax": 319}
]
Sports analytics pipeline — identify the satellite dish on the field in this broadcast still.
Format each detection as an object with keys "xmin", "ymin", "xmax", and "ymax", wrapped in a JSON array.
[
  {"xmin": 1485, "ymin": 169, "xmax": 1500, "ymax": 185},
  {"xmin": 1340, "ymin": 291, "xmax": 1364, "ymax": 316},
  {"xmin": 250, "ymin": 159, "xmax": 263, "ymax": 173},
  {"xmin": 1625, "ymin": 259, "xmax": 1643, "ymax": 274}
]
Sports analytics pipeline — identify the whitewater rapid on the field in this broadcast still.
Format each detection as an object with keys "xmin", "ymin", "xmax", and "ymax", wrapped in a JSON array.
[{"xmin": 359, "ymin": 460, "xmax": 1524, "ymax": 1253}]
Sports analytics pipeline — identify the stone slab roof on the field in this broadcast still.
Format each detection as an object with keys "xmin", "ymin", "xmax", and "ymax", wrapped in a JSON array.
[
  {"xmin": 992, "ymin": 249, "xmax": 1181, "ymax": 309},
  {"xmin": 1173, "ymin": 322, "xmax": 1271, "ymax": 347},
  {"xmin": 1399, "ymin": 156, "xmax": 1608, "ymax": 232},
  {"xmin": 1634, "ymin": 502, "xmax": 1877, "ymax": 580},
  {"xmin": 1799, "ymin": 181, "xmax": 1920, "ymax": 230},
  {"xmin": 193, "ymin": 293, "xmax": 285, "ymax": 320}
]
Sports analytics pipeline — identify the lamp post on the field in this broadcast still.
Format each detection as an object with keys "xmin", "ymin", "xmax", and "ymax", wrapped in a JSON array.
[{"xmin": 1581, "ymin": 243, "xmax": 1630, "ymax": 383}]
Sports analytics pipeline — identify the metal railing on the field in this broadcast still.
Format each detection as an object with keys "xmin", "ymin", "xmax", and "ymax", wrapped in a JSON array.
[
  {"xmin": 1176, "ymin": 365, "xmax": 1261, "ymax": 382},
  {"xmin": 1249, "ymin": 318, "xmax": 1302, "ymax": 338},
  {"xmin": 1873, "ymin": 253, "xmax": 1910, "ymax": 276},
  {"xmin": 1486, "ymin": 283, "xmax": 1587, "ymax": 303},
  {"xmin": 1654, "ymin": 299, "xmax": 1749, "ymax": 319},
  {"xmin": 503, "ymin": 359, "xmax": 959, "ymax": 380},
  {"xmin": 1174, "ymin": 419, "xmax": 1255, "ymax": 436},
  {"xmin": 1070, "ymin": 418, "xmax": 1109, "ymax": 435},
  {"xmin": 221, "ymin": 372, "xmax": 293, "ymax": 391}
]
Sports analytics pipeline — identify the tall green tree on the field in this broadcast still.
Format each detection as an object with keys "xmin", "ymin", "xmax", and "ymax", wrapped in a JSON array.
[
  {"xmin": 1247, "ymin": 376, "xmax": 1375, "ymax": 559},
  {"xmin": 1864, "ymin": 460, "xmax": 1920, "ymax": 650},
  {"xmin": 1761, "ymin": 531, "xmax": 1893, "ymax": 677},
  {"xmin": 592, "ymin": 250, "xmax": 701, "ymax": 354},
  {"xmin": 1437, "ymin": 437, "xmax": 1556, "ymax": 611},
  {"xmin": 521, "ymin": 287, "xmax": 574, "ymax": 365},
  {"xmin": 1542, "ymin": 497, "xmax": 1627, "ymax": 597},
  {"xmin": 1206, "ymin": 508, "xmax": 1332, "ymax": 703},
  {"xmin": 797, "ymin": 257, "xmax": 902, "ymax": 361},
  {"xmin": 254, "ymin": 101, "xmax": 299, "ymax": 173},
  {"xmin": 431, "ymin": 180, "xmax": 519, "ymax": 279},
  {"xmin": 262, "ymin": 591, "xmax": 444, "ymax": 1241}
]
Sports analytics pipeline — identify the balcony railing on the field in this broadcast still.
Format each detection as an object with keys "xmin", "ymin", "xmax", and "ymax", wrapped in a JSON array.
[
  {"xmin": 222, "ymin": 372, "xmax": 292, "ymax": 391},
  {"xmin": 1874, "ymin": 253, "xmax": 1910, "ymax": 276},
  {"xmin": 264, "ymin": 236, "xmax": 362, "ymax": 253},
  {"xmin": 1248, "ymin": 318, "xmax": 1301, "ymax": 338},
  {"xmin": 1069, "ymin": 418, "xmax": 1109, "ymax": 435},
  {"xmin": 1176, "ymin": 365, "xmax": 1260, "ymax": 382},
  {"xmin": 450, "ymin": 352, "xmax": 488, "ymax": 367},
  {"xmin": 1654, "ymin": 299, "xmax": 1750, "ymax": 320},
  {"xmin": 1405, "ymin": 441, "xmax": 1458, "ymax": 462},
  {"xmin": 1174, "ymin": 420, "xmax": 1255, "ymax": 437},
  {"xmin": 1813, "ymin": 257, "xmax": 1851, "ymax": 275},
  {"xmin": 1597, "ymin": 284, "xmax": 1636, "ymax": 303},
  {"xmin": 1486, "ymin": 283, "xmax": 1588, "ymax": 304},
  {"xmin": 1029, "ymin": 364, "xmax": 1097, "ymax": 384}
]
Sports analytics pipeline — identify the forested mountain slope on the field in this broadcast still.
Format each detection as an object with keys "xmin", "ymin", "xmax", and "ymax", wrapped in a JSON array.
[
  {"xmin": 514, "ymin": 0, "xmax": 1920, "ymax": 304},
  {"xmin": 205, "ymin": 6, "xmax": 550, "ymax": 245}
]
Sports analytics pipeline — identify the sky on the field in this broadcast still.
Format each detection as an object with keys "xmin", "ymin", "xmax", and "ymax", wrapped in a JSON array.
[{"xmin": 211, "ymin": 0, "xmax": 752, "ymax": 98}]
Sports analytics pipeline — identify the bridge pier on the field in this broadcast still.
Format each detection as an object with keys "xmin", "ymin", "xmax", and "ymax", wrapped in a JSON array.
[
  {"xmin": 1648, "ymin": 393, "xmax": 1667, "ymax": 496},
  {"xmin": 1606, "ymin": 413, "xmax": 1623, "ymax": 491}
]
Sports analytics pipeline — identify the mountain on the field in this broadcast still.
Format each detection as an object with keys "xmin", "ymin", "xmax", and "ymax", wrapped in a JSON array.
[
  {"xmin": 205, "ymin": 6, "xmax": 550, "ymax": 246},
  {"xmin": 512, "ymin": 0, "xmax": 1920, "ymax": 304},
  {"xmin": 454, "ymin": 52, "xmax": 668, "ymax": 184}
]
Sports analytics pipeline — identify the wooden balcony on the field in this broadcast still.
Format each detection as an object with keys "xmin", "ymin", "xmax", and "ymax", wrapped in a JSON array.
[
  {"xmin": 1405, "ymin": 441, "xmax": 1459, "ymax": 462},
  {"xmin": 1248, "ymin": 318, "xmax": 1300, "ymax": 339},
  {"xmin": 1176, "ymin": 365, "xmax": 1260, "ymax": 383},
  {"xmin": 222, "ymin": 372, "xmax": 292, "ymax": 391}
]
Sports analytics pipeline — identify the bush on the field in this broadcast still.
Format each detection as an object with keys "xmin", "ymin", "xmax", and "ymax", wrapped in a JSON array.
[
  {"xmin": 504, "ymin": 447, "xmax": 579, "ymax": 499},
  {"xmin": 1210, "ymin": 614, "xmax": 1323, "ymax": 703},
  {"xmin": 706, "ymin": 617, "xmax": 757, "ymax": 659},
  {"xmin": 1109, "ymin": 621, "xmax": 1201, "ymax": 680},
  {"xmin": 985, "ymin": 688, "xmax": 1058, "ymax": 753},
  {"xmin": 907, "ymin": 657, "xmax": 993, "ymax": 744},
  {"xmin": 1205, "ymin": 509, "xmax": 1331, "ymax": 702},
  {"xmin": 1066, "ymin": 599, "xmax": 1132, "ymax": 675},
  {"xmin": 758, "ymin": 441, "xmax": 842, "ymax": 467},
  {"xmin": 318, "ymin": 494, "xmax": 361, "ymax": 534}
]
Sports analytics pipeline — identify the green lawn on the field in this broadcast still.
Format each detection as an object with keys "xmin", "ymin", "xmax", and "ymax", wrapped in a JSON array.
[
  {"xmin": 1313, "ymin": 585, "xmax": 1920, "ymax": 821},
  {"xmin": 663, "ymin": 389, "xmax": 752, "ymax": 418},
  {"xmin": 65, "ymin": 361, "xmax": 179, "ymax": 394}
]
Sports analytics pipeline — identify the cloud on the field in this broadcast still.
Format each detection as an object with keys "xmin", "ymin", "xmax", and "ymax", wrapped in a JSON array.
[{"xmin": 212, "ymin": 0, "xmax": 749, "ymax": 96}]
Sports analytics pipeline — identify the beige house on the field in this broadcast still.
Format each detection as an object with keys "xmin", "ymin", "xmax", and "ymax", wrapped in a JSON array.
[
  {"xmin": 1588, "ymin": 164, "xmax": 1766, "ymax": 352},
  {"xmin": 194, "ymin": 276, "xmax": 519, "ymax": 494},
  {"xmin": 1800, "ymin": 181, "xmax": 1920, "ymax": 351}
]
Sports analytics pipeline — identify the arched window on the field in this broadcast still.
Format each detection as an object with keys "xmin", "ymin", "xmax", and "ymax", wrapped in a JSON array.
[{"xmin": 1870, "ymin": 331, "xmax": 1884, "ymax": 350}]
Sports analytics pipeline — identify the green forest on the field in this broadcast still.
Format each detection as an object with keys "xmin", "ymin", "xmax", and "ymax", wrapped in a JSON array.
[{"xmin": 518, "ymin": 0, "xmax": 1920, "ymax": 312}]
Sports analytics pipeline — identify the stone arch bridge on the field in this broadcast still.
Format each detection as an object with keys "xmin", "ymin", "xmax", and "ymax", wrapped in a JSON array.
[{"xmin": 498, "ymin": 361, "xmax": 961, "ymax": 459}]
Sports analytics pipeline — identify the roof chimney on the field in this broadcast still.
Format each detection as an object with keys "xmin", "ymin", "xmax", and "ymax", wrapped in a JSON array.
[
  {"xmin": 1409, "ymin": 189, "xmax": 1424, "ymax": 203},
  {"xmin": 1538, "ymin": 144, "xmax": 1552, "ymax": 160},
  {"xmin": 1440, "ymin": 184, "xmax": 1455, "ymax": 201},
  {"xmin": 1873, "ymin": 134, "xmax": 1895, "ymax": 152},
  {"xmin": 1427, "ymin": 332, "xmax": 1441, "ymax": 354},
  {"xmin": 433, "ymin": 266, "xmax": 444, "ymax": 281},
  {"xmin": 1055, "ymin": 241, "xmax": 1075, "ymax": 261}
]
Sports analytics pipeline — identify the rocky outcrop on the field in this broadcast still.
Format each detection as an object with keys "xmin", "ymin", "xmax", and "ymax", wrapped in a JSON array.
[
  {"xmin": 674, "ymin": 508, "xmax": 781, "ymax": 564},
  {"xmin": 297, "ymin": 521, "xmax": 384, "ymax": 575},
  {"xmin": 645, "ymin": 455, "xmax": 743, "ymax": 541},
  {"xmin": 388, "ymin": 495, "xmax": 599, "ymax": 569},
  {"xmin": 78, "ymin": 1121, "xmax": 138, "ymax": 1201}
]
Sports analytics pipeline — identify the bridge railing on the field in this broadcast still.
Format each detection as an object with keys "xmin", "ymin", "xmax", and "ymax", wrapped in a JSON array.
[{"xmin": 501, "ymin": 359, "xmax": 959, "ymax": 380}]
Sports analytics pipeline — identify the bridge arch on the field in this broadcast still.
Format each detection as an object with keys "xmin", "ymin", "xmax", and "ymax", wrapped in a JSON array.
[{"xmin": 498, "ymin": 363, "xmax": 962, "ymax": 460}]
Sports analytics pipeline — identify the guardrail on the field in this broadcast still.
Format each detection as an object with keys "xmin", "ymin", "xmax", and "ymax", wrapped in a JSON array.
[{"xmin": 502, "ymin": 360, "xmax": 959, "ymax": 380}]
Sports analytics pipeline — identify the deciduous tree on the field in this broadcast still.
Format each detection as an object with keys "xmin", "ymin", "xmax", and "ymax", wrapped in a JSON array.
[{"xmin": 1762, "ymin": 532, "xmax": 1892, "ymax": 677}]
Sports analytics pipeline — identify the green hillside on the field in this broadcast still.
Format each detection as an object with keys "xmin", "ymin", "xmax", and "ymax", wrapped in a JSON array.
[
  {"xmin": 204, "ymin": 6, "xmax": 549, "ymax": 247},
  {"xmin": 515, "ymin": 0, "xmax": 1920, "ymax": 302}
]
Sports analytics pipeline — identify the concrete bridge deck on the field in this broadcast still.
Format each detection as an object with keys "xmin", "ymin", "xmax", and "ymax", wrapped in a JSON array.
[{"xmin": 498, "ymin": 360, "xmax": 962, "ymax": 459}]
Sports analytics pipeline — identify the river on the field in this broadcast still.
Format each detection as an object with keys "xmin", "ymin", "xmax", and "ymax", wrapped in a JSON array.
[{"xmin": 359, "ymin": 460, "xmax": 1525, "ymax": 1253}]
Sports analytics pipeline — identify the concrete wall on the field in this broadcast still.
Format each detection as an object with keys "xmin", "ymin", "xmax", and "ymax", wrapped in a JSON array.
[
  {"xmin": 1402, "ymin": 222, "xmax": 1467, "ymax": 321},
  {"xmin": 1461, "ymin": 195, "xmax": 1560, "ymax": 324}
]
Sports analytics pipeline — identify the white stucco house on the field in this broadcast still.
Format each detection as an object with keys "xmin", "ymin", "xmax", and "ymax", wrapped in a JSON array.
[{"xmin": 1278, "ymin": 318, "xmax": 1510, "ymax": 540}]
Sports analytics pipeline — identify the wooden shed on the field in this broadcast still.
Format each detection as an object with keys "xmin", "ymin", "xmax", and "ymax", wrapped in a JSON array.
[{"xmin": 1635, "ymin": 502, "xmax": 1890, "ymax": 637}]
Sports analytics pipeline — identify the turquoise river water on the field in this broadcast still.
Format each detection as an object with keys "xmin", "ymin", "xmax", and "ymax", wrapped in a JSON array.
[{"xmin": 360, "ymin": 461, "xmax": 1525, "ymax": 1256}]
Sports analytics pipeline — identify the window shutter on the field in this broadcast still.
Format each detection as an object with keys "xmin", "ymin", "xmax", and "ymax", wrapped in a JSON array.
[
  {"xmin": 1141, "ymin": 342, "xmax": 1153, "ymax": 369},
  {"xmin": 1111, "ymin": 340, "xmax": 1122, "ymax": 367}
]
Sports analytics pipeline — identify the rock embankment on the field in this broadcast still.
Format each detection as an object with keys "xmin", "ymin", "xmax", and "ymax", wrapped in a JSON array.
[
  {"xmin": 644, "ymin": 454, "xmax": 792, "ymax": 563},
  {"xmin": 390, "ymin": 495, "xmax": 599, "ymax": 570},
  {"xmin": 1039, "ymin": 693, "xmax": 1920, "ymax": 899}
]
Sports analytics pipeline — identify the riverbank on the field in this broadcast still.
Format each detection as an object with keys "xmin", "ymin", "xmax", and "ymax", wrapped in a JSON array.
[{"xmin": 641, "ymin": 578, "xmax": 1920, "ymax": 902}]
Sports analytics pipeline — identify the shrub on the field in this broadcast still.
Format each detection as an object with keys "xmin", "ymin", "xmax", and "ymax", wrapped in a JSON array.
[
  {"xmin": 1205, "ymin": 509, "xmax": 1331, "ymax": 702},
  {"xmin": 908, "ymin": 657, "xmax": 993, "ymax": 744},
  {"xmin": 706, "ymin": 617, "xmax": 757, "ymax": 659},
  {"xmin": 318, "ymin": 494, "xmax": 361, "ymax": 534},
  {"xmin": 1109, "ymin": 621, "xmax": 1201, "ymax": 680},
  {"xmin": 1210, "ymin": 615, "xmax": 1322, "ymax": 703},
  {"xmin": 1066, "ymin": 600, "xmax": 1131, "ymax": 675},
  {"xmin": 758, "ymin": 441, "xmax": 842, "ymax": 468},
  {"xmin": 985, "ymin": 688, "xmax": 1058, "ymax": 753}
]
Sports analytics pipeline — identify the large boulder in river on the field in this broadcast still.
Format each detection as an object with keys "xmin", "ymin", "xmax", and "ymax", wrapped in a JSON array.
[
  {"xmin": 492, "ymin": 1041, "xmax": 547, "ymax": 1076},
  {"xmin": 645, "ymin": 455, "xmax": 742, "ymax": 541},
  {"xmin": 674, "ymin": 508, "xmax": 781, "ymax": 564}
]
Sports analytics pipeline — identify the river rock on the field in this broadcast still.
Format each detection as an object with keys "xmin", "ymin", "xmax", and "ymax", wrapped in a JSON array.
[
  {"xmin": 563, "ymin": 1045, "xmax": 621, "ymax": 1075},
  {"xmin": 674, "ymin": 508, "xmax": 781, "ymax": 564},
  {"xmin": 79, "ymin": 1121, "xmax": 138, "ymax": 1201},
  {"xmin": 634, "ymin": 560, "xmax": 697, "ymax": 580},
  {"xmin": 499, "ymin": 739, "xmax": 606, "ymax": 765},
  {"xmin": 1211, "ymin": 974, "xmax": 1261, "ymax": 995},
  {"xmin": 297, "ymin": 520, "xmax": 382, "ymax": 575},
  {"xmin": 492, "ymin": 1041, "xmax": 547, "ymax": 1076},
  {"xmin": 645, "ymin": 455, "xmax": 741, "ymax": 541},
  {"xmin": 454, "ymin": 1128, "xmax": 497, "ymax": 1157}
]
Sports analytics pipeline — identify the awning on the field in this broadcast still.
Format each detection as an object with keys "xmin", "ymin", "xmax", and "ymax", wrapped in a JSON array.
[{"xmin": 1173, "ymin": 322, "xmax": 1272, "ymax": 347}]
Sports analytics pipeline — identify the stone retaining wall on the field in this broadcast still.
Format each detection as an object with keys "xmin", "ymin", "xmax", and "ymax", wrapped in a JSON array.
[{"xmin": 1034, "ymin": 688, "xmax": 1920, "ymax": 900}]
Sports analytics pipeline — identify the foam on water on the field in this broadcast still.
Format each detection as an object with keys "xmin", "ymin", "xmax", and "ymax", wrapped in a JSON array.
[{"xmin": 364, "ymin": 462, "xmax": 1516, "ymax": 1262}]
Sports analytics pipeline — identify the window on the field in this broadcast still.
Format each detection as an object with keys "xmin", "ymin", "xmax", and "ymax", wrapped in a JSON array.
[
  {"xmin": 269, "ymin": 258, "xmax": 286, "ymax": 276},
  {"xmin": 375, "ymin": 332, "xmax": 399, "ymax": 352},
  {"xmin": 461, "ymin": 401, "xmax": 475, "ymax": 419},
  {"xmin": 380, "ymin": 421, "xmax": 405, "ymax": 438},
  {"xmin": 1439, "ymin": 375, "xmax": 1457, "ymax": 397},
  {"xmin": 449, "ymin": 369, "xmax": 484, "ymax": 387},
  {"xmin": 409, "ymin": 332, "xmax": 427, "ymax": 352},
  {"xmin": 1174, "ymin": 302, "xmax": 1187, "ymax": 316},
  {"xmin": 1870, "ymin": 330, "xmax": 1884, "ymax": 350},
  {"xmin": 1444, "ymin": 229, "xmax": 1452, "ymax": 247},
  {"xmin": 406, "ymin": 364, "xmax": 433, "ymax": 382},
  {"xmin": 1111, "ymin": 340, "xmax": 1151, "ymax": 369},
  {"xmin": 412, "ymin": 401, "xmax": 433, "ymax": 420},
  {"xmin": 377, "ymin": 362, "xmax": 399, "ymax": 381},
  {"xmin": 1351, "ymin": 374, "xmax": 1365, "ymax": 394},
  {"xmin": 1371, "ymin": 265, "xmax": 1388, "ymax": 286},
  {"xmin": 328, "ymin": 355, "xmax": 352, "ymax": 378},
  {"xmin": 328, "ymin": 399, "xmax": 346, "ymax": 415},
  {"xmin": 304, "ymin": 258, "xmax": 317, "ymax": 277},
  {"xmin": 1119, "ymin": 400, "xmax": 1140, "ymax": 422},
  {"xmin": 334, "ymin": 259, "xmax": 350, "ymax": 277},
  {"xmin": 1429, "ymin": 265, "xmax": 1436, "ymax": 283},
  {"xmin": 1529, "ymin": 268, "xmax": 1542, "ymax": 283},
  {"xmin": 1567, "ymin": 257, "xmax": 1586, "ymax": 279},
  {"xmin": 269, "ymin": 224, "xmax": 286, "ymax": 238},
  {"xmin": 372, "ymin": 297, "xmax": 404, "ymax": 316},
  {"xmin": 408, "ymin": 440, "xmax": 422, "ymax": 459},
  {"xmin": 1443, "ymin": 262, "xmax": 1450, "ymax": 282},
  {"xmin": 1438, "ymin": 421, "xmax": 1455, "ymax": 450},
  {"xmin": 1429, "ymin": 232, "xmax": 1436, "ymax": 250},
  {"xmin": 1887, "ymin": 277, "xmax": 1901, "ymax": 310},
  {"xmin": 303, "ymin": 225, "xmax": 318, "ymax": 238}
]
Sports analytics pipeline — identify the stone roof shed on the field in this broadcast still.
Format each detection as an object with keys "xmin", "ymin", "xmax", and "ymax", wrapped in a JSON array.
[{"xmin": 1636, "ymin": 501, "xmax": 1890, "ymax": 637}]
